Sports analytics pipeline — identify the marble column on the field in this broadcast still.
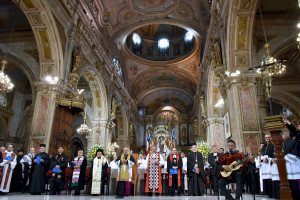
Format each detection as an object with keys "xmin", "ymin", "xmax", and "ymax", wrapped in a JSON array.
[
  {"xmin": 226, "ymin": 74, "xmax": 262, "ymax": 152},
  {"xmin": 206, "ymin": 117, "xmax": 225, "ymax": 149},
  {"xmin": 30, "ymin": 82, "xmax": 57, "ymax": 152},
  {"xmin": 90, "ymin": 119, "xmax": 109, "ymax": 146}
]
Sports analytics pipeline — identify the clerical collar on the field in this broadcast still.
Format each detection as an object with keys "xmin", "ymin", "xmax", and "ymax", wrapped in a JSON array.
[
  {"xmin": 173, "ymin": 155, "xmax": 177, "ymax": 158},
  {"xmin": 192, "ymin": 150, "xmax": 197, "ymax": 153},
  {"xmin": 213, "ymin": 153, "xmax": 217, "ymax": 156}
]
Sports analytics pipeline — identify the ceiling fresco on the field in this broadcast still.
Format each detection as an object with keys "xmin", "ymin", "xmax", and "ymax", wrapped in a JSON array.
[
  {"xmin": 83, "ymin": 0, "xmax": 211, "ymax": 113},
  {"xmin": 146, "ymin": 97, "xmax": 187, "ymax": 115}
]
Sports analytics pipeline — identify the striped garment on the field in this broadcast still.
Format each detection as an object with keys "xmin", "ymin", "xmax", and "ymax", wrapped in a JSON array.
[{"xmin": 71, "ymin": 156, "xmax": 84, "ymax": 187}]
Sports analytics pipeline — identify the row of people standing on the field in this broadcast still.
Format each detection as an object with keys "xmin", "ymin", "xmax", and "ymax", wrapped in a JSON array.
[{"xmin": 206, "ymin": 129, "xmax": 300, "ymax": 200}]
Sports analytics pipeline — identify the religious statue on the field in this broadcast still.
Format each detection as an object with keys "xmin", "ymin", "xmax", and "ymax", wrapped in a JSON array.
[
  {"xmin": 199, "ymin": 96, "xmax": 206, "ymax": 117},
  {"xmin": 214, "ymin": 42, "xmax": 223, "ymax": 66},
  {"xmin": 194, "ymin": 118, "xmax": 199, "ymax": 137},
  {"xmin": 181, "ymin": 127, "xmax": 187, "ymax": 141},
  {"xmin": 71, "ymin": 49, "xmax": 82, "ymax": 73},
  {"xmin": 110, "ymin": 98, "xmax": 117, "ymax": 121}
]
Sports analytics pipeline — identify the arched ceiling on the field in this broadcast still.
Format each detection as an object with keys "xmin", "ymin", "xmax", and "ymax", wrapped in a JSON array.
[
  {"xmin": 83, "ymin": 0, "xmax": 211, "ymax": 112},
  {"xmin": 253, "ymin": 0, "xmax": 300, "ymax": 117}
]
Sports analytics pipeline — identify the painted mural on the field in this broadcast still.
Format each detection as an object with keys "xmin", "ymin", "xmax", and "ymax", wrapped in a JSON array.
[
  {"xmin": 153, "ymin": 72, "xmax": 177, "ymax": 83},
  {"xmin": 147, "ymin": 97, "xmax": 187, "ymax": 114}
]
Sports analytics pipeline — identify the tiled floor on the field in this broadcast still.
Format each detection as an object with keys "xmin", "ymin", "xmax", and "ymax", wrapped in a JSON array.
[{"xmin": 0, "ymin": 194, "xmax": 275, "ymax": 200}]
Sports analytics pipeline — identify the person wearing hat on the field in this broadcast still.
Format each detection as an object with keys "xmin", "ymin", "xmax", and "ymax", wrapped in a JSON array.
[
  {"xmin": 30, "ymin": 144, "xmax": 50, "ymax": 195},
  {"xmin": 187, "ymin": 143, "xmax": 205, "ymax": 196},
  {"xmin": 90, "ymin": 148, "xmax": 108, "ymax": 195},
  {"xmin": 50, "ymin": 146, "xmax": 68, "ymax": 195}
]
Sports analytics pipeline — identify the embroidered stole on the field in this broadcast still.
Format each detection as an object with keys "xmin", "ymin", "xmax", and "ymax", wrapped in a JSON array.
[
  {"xmin": 168, "ymin": 154, "xmax": 181, "ymax": 187},
  {"xmin": 0, "ymin": 152, "xmax": 16, "ymax": 190},
  {"xmin": 71, "ymin": 156, "xmax": 84, "ymax": 187},
  {"xmin": 119, "ymin": 153, "xmax": 131, "ymax": 181},
  {"xmin": 145, "ymin": 153, "xmax": 162, "ymax": 193},
  {"xmin": 91, "ymin": 156, "xmax": 107, "ymax": 194}
]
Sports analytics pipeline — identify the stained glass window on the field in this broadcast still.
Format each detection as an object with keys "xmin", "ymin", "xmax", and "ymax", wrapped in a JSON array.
[
  {"xmin": 0, "ymin": 94, "xmax": 7, "ymax": 107},
  {"xmin": 113, "ymin": 58, "xmax": 124, "ymax": 84}
]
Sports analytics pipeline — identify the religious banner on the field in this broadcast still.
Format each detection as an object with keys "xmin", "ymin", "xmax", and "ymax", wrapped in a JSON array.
[{"xmin": 224, "ymin": 112, "xmax": 231, "ymax": 139}]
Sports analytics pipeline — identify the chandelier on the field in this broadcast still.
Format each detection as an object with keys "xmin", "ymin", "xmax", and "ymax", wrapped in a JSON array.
[
  {"xmin": 253, "ymin": 4, "xmax": 287, "ymax": 116},
  {"xmin": 77, "ymin": 102, "xmax": 91, "ymax": 136},
  {"xmin": 256, "ymin": 44, "xmax": 286, "ymax": 78},
  {"xmin": 0, "ymin": 60, "xmax": 14, "ymax": 93}
]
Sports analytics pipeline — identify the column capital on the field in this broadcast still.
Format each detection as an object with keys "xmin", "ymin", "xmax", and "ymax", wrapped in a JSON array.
[{"xmin": 206, "ymin": 117, "xmax": 224, "ymax": 125}]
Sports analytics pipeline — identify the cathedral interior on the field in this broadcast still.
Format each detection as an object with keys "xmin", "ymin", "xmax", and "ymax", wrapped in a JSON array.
[{"xmin": 0, "ymin": 0, "xmax": 299, "ymax": 159}]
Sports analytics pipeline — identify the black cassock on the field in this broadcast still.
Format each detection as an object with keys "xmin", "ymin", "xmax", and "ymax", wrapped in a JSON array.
[
  {"xmin": 283, "ymin": 137, "xmax": 300, "ymax": 200},
  {"xmin": 208, "ymin": 152, "xmax": 222, "ymax": 194},
  {"xmin": 71, "ymin": 156, "xmax": 87, "ymax": 191},
  {"xmin": 285, "ymin": 123, "xmax": 300, "ymax": 156},
  {"xmin": 187, "ymin": 151, "xmax": 205, "ymax": 196},
  {"xmin": 11, "ymin": 155, "xmax": 23, "ymax": 192},
  {"xmin": 167, "ymin": 154, "xmax": 182, "ymax": 196},
  {"xmin": 50, "ymin": 153, "xmax": 68, "ymax": 193},
  {"xmin": 30, "ymin": 152, "xmax": 50, "ymax": 194},
  {"xmin": 89, "ymin": 157, "xmax": 108, "ymax": 194},
  {"xmin": 116, "ymin": 154, "xmax": 135, "ymax": 197}
]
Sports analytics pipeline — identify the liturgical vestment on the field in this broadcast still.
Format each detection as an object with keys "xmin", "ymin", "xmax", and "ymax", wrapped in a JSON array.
[
  {"xmin": 145, "ymin": 153, "xmax": 164, "ymax": 193},
  {"xmin": 0, "ymin": 150, "xmax": 16, "ymax": 192},
  {"xmin": 116, "ymin": 153, "xmax": 135, "ymax": 197}
]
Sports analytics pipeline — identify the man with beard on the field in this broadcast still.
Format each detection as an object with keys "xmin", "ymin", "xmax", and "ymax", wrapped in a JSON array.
[
  {"xmin": 187, "ymin": 144, "xmax": 205, "ymax": 196},
  {"xmin": 50, "ymin": 146, "xmax": 68, "ymax": 195},
  {"xmin": 90, "ymin": 148, "xmax": 108, "ymax": 195},
  {"xmin": 167, "ymin": 147, "xmax": 182, "ymax": 196},
  {"xmin": 208, "ymin": 145, "xmax": 223, "ymax": 196},
  {"xmin": 30, "ymin": 144, "xmax": 50, "ymax": 195}
]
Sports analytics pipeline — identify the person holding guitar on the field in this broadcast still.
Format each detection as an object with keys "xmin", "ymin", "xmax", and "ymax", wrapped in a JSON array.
[{"xmin": 217, "ymin": 140, "xmax": 254, "ymax": 200}]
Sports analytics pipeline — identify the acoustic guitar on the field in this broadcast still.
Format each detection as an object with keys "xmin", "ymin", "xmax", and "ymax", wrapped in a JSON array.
[{"xmin": 220, "ymin": 154, "xmax": 256, "ymax": 178}]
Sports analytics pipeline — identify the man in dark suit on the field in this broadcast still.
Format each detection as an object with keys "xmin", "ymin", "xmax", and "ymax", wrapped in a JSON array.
[{"xmin": 208, "ymin": 145, "xmax": 222, "ymax": 196}]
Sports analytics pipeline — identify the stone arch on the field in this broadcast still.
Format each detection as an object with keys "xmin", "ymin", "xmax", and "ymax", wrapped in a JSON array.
[
  {"xmin": 70, "ymin": 135, "xmax": 87, "ymax": 161},
  {"xmin": 79, "ymin": 65, "xmax": 109, "ymax": 121},
  {"xmin": 272, "ymin": 91, "xmax": 300, "ymax": 120},
  {"xmin": 77, "ymin": 65, "xmax": 109, "ymax": 146},
  {"xmin": 0, "ymin": 53, "xmax": 37, "ymax": 104},
  {"xmin": 16, "ymin": 0, "xmax": 64, "ymax": 78}
]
